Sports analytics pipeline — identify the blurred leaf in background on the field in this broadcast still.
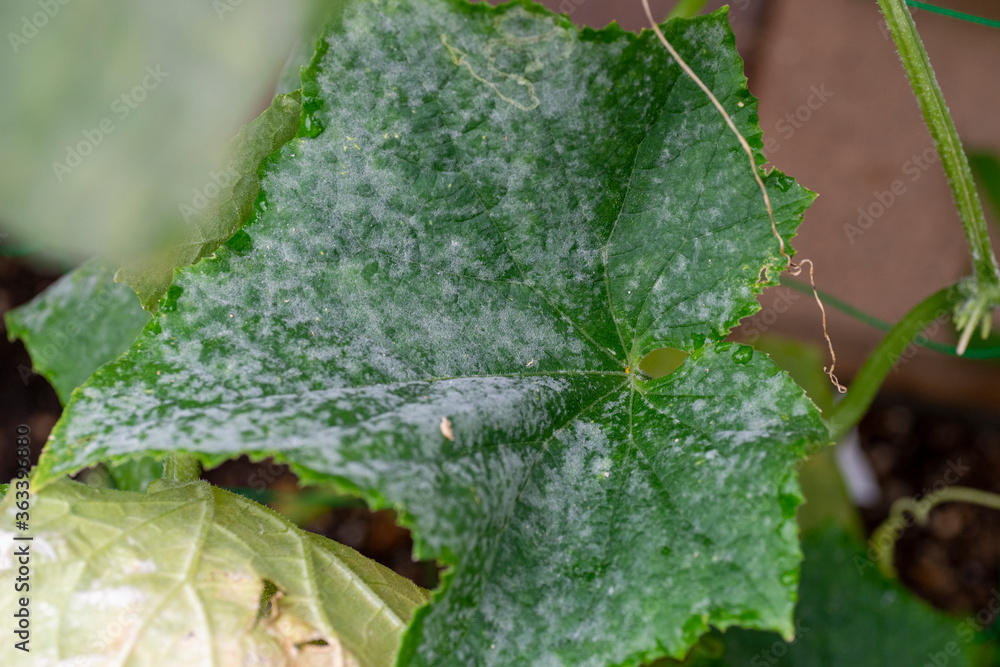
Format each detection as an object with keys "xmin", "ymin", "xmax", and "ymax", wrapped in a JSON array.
[
  {"xmin": 662, "ymin": 524, "xmax": 980, "ymax": 667},
  {"xmin": 0, "ymin": 0, "xmax": 316, "ymax": 262}
]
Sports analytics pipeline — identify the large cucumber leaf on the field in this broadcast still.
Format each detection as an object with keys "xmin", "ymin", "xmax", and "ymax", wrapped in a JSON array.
[
  {"xmin": 36, "ymin": 1, "xmax": 826, "ymax": 664},
  {"xmin": 0, "ymin": 479, "xmax": 427, "ymax": 666},
  {"xmin": 668, "ymin": 524, "xmax": 976, "ymax": 667}
]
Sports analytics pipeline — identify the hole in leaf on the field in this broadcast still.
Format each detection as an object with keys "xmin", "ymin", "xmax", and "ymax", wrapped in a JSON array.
[
  {"xmin": 296, "ymin": 639, "xmax": 330, "ymax": 648},
  {"xmin": 638, "ymin": 347, "xmax": 689, "ymax": 379},
  {"xmin": 256, "ymin": 578, "xmax": 279, "ymax": 622}
]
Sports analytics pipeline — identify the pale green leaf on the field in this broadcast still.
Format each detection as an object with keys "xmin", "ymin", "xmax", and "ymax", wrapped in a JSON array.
[
  {"xmin": 0, "ymin": 0, "xmax": 307, "ymax": 260},
  {"xmin": 0, "ymin": 479, "xmax": 428, "ymax": 666}
]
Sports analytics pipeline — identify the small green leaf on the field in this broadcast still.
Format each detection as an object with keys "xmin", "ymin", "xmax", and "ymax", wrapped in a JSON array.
[
  {"xmin": 6, "ymin": 258, "xmax": 163, "ymax": 490},
  {"xmin": 5, "ymin": 258, "xmax": 150, "ymax": 404},
  {"xmin": 39, "ymin": 1, "xmax": 826, "ymax": 664},
  {"xmin": 116, "ymin": 90, "xmax": 304, "ymax": 312},
  {"xmin": 670, "ymin": 524, "xmax": 975, "ymax": 667},
  {"xmin": 0, "ymin": 479, "xmax": 428, "ymax": 666},
  {"xmin": 667, "ymin": 0, "xmax": 710, "ymax": 20}
]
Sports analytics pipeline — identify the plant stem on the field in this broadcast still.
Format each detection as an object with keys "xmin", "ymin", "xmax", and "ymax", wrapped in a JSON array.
[
  {"xmin": 877, "ymin": 0, "xmax": 1000, "ymax": 289},
  {"xmin": 162, "ymin": 453, "xmax": 202, "ymax": 483},
  {"xmin": 824, "ymin": 286, "xmax": 958, "ymax": 441},
  {"xmin": 871, "ymin": 486, "xmax": 1000, "ymax": 578},
  {"xmin": 667, "ymin": 0, "xmax": 708, "ymax": 20}
]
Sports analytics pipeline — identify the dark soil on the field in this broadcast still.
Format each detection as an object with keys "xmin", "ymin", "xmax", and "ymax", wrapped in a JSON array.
[
  {"xmin": 0, "ymin": 257, "xmax": 62, "ymax": 487},
  {"xmin": 857, "ymin": 396, "xmax": 1000, "ymax": 616}
]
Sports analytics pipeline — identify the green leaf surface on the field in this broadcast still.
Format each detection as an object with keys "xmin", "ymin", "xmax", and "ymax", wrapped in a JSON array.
[
  {"xmin": 39, "ymin": 1, "xmax": 825, "ymax": 664},
  {"xmin": 0, "ymin": 479, "xmax": 428, "ymax": 666},
  {"xmin": 670, "ymin": 524, "xmax": 975, "ymax": 667},
  {"xmin": 117, "ymin": 90, "xmax": 304, "ymax": 312},
  {"xmin": 5, "ymin": 258, "xmax": 150, "ymax": 404}
]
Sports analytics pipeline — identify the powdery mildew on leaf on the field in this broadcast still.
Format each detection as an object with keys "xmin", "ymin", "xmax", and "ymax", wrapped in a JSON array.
[
  {"xmin": 0, "ymin": 480, "xmax": 427, "ymax": 667},
  {"xmin": 38, "ymin": 1, "xmax": 826, "ymax": 665}
]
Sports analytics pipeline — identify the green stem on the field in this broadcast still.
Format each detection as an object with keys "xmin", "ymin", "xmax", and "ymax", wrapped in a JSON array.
[
  {"xmin": 667, "ymin": 0, "xmax": 708, "ymax": 20},
  {"xmin": 877, "ymin": 0, "xmax": 1000, "ymax": 289},
  {"xmin": 162, "ymin": 453, "xmax": 202, "ymax": 483},
  {"xmin": 825, "ymin": 286, "xmax": 958, "ymax": 441},
  {"xmin": 871, "ymin": 486, "xmax": 1000, "ymax": 578}
]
